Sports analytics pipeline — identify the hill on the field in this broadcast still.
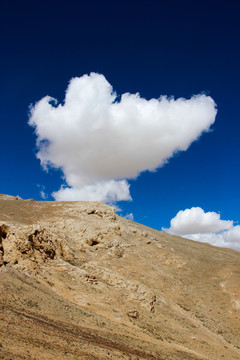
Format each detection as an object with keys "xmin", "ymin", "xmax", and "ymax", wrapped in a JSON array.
[{"xmin": 0, "ymin": 194, "xmax": 240, "ymax": 360}]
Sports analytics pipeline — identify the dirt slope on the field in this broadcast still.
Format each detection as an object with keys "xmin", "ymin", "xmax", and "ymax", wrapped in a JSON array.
[{"xmin": 0, "ymin": 194, "xmax": 240, "ymax": 360}]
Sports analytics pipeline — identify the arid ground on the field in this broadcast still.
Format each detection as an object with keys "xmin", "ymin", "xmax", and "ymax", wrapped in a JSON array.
[{"xmin": 0, "ymin": 194, "xmax": 240, "ymax": 360}]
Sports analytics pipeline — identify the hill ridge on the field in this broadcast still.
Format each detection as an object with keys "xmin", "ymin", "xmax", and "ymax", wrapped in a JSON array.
[{"xmin": 0, "ymin": 195, "xmax": 240, "ymax": 360}]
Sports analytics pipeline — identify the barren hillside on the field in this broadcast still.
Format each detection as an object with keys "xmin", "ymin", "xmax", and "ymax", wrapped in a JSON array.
[{"xmin": 0, "ymin": 194, "xmax": 240, "ymax": 360}]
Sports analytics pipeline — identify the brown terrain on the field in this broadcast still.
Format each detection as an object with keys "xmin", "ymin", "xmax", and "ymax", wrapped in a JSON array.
[{"xmin": 0, "ymin": 194, "xmax": 240, "ymax": 360}]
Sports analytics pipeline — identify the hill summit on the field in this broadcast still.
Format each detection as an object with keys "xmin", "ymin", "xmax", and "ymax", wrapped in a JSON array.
[{"xmin": 0, "ymin": 194, "xmax": 240, "ymax": 360}]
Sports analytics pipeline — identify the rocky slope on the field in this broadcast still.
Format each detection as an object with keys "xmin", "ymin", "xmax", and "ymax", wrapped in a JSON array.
[{"xmin": 0, "ymin": 194, "xmax": 240, "ymax": 360}]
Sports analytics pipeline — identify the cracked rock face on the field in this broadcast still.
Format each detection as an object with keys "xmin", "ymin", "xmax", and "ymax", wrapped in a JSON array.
[
  {"xmin": 0, "ymin": 194, "xmax": 240, "ymax": 360},
  {"xmin": 0, "ymin": 225, "xmax": 74, "ymax": 271}
]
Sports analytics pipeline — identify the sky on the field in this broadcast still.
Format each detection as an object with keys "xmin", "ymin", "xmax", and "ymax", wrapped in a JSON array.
[{"xmin": 1, "ymin": 0, "xmax": 240, "ymax": 250}]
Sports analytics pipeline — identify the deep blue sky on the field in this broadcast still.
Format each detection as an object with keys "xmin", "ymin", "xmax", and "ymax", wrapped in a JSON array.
[{"xmin": 1, "ymin": 0, "xmax": 240, "ymax": 230}]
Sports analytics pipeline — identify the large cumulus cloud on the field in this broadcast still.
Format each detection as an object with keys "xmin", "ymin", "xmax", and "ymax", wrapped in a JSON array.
[
  {"xmin": 29, "ymin": 73, "xmax": 217, "ymax": 203},
  {"xmin": 163, "ymin": 207, "xmax": 240, "ymax": 251}
]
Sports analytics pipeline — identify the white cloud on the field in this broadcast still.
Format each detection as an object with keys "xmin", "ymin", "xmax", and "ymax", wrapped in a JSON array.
[
  {"xmin": 124, "ymin": 213, "xmax": 134, "ymax": 221},
  {"xmin": 29, "ymin": 73, "xmax": 217, "ymax": 203},
  {"xmin": 53, "ymin": 180, "xmax": 131, "ymax": 202},
  {"xmin": 37, "ymin": 184, "xmax": 48, "ymax": 200},
  {"xmin": 163, "ymin": 207, "xmax": 240, "ymax": 251},
  {"xmin": 164, "ymin": 207, "xmax": 233, "ymax": 235},
  {"xmin": 40, "ymin": 190, "xmax": 47, "ymax": 199}
]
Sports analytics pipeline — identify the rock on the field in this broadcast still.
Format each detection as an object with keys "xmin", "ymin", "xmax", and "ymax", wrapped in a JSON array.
[
  {"xmin": 110, "ymin": 245, "xmax": 124, "ymax": 258},
  {"xmin": 86, "ymin": 237, "xmax": 100, "ymax": 246},
  {"xmin": 0, "ymin": 224, "xmax": 9, "ymax": 239},
  {"xmin": 0, "ymin": 225, "xmax": 74, "ymax": 269},
  {"xmin": 127, "ymin": 310, "xmax": 139, "ymax": 319}
]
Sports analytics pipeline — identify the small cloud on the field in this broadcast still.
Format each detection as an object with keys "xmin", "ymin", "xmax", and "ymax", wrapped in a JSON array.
[
  {"xmin": 124, "ymin": 213, "xmax": 134, "ymax": 221},
  {"xmin": 163, "ymin": 207, "xmax": 240, "ymax": 251},
  {"xmin": 37, "ymin": 184, "xmax": 48, "ymax": 200},
  {"xmin": 163, "ymin": 207, "xmax": 233, "ymax": 235},
  {"xmin": 40, "ymin": 190, "xmax": 47, "ymax": 199}
]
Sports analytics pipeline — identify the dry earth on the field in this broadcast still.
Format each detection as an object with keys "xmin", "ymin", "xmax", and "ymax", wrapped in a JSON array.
[{"xmin": 0, "ymin": 194, "xmax": 240, "ymax": 360}]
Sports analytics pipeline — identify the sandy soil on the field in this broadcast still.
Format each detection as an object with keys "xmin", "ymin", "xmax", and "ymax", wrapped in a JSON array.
[{"xmin": 0, "ymin": 194, "xmax": 240, "ymax": 360}]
